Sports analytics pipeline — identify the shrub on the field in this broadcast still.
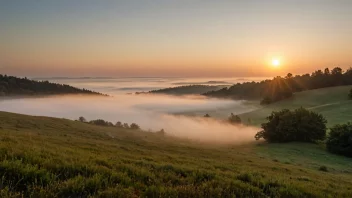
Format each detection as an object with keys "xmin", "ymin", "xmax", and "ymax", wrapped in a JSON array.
[
  {"xmin": 255, "ymin": 108, "xmax": 327, "ymax": 143},
  {"xmin": 204, "ymin": 114, "xmax": 211, "ymax": 118},
  {"xmin": 89, "ymin": 119, "xmax": 113, "ymax": 127},
  {"xmin": 326, "ymin": 122, "xmax": 352, "ymax": 157},
  {"xmin": 78, "ymin": 116, "xmax": 86, "ymax": 123},
  {"xmin": 318, "ymin": 166, "xmax": 328, "ymax": 172},
  {"xmin": 130, "ymin": 123, "xmax": 140, "ymax": 130},
  {"xmin": 115, "ymin": 121, "xmax": 123, "ymax": 128},
  {"xmin": 349, "ymin": 89, "xmax": 352, "ymax": 99},
  {"xmin": 228, "ymin": 113, "xmax": 241, "ymax": 124}
]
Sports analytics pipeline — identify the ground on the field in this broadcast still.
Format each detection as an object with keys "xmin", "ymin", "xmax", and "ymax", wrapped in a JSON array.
[{"xmin": 0, "ymin": 111, "xmax": 351, "ymax": 197}]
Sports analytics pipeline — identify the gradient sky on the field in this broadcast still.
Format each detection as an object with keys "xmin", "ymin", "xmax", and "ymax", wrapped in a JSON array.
[{"xmin": 1, "ymin": 0, "xmax": 352, "ymax": 77}]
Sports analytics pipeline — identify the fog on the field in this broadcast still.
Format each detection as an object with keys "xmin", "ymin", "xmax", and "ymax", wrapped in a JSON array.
[{"xmin": 0, "ymin": 94, "xmax": 260, "ymax": 144}]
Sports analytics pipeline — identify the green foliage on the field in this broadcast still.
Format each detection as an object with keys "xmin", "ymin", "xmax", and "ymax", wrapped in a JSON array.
[
  {"xmin": 0, "ymin": 111, "xmax": 352, "ymax": 197},
  {"xmin": 0, "ymin": 74, "xmax": 105, "ymax": 96},
  {"xmin": 206, "ymin": 67, "xmax": 352, "ymax": 104},
  {"xmin": 326, "ymin": 122, "xmax": 352, "ymax": 157},
  {"xmin": 130, "ymin": 123, "xmax": 140, "ymax": 130},
  {"xmin": 78, "ymin": 116, "xmax": 87, "ymax": 123},
  {"xmin": 89, "ymin": 119, "xmax": 114, "ymax": 127},
  {"xmin": 349, "ymin": 88, "xmax": 352, "ymax": 99},
  {"xmin": 228, "ymin": 113, "xmax": 241, "ymax": 124},
  {"xmin": 256, "ymin": 108, "xmax": 327, "ymax": 143}
]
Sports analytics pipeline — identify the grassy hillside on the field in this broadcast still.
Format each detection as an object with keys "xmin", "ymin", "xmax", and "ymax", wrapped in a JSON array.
[
  {"xmin": 238, "ymin": 85, "xmax": 352, "ymax": 127},
  {"xmin": 0, "ymin": 111, "xmax": 352, "ymax": 197}
]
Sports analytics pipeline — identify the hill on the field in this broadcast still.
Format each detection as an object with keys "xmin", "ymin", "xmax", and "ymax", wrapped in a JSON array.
[
  {"xmin": 0, "ymin": 74, "xmax": 104, "ymax": 96},
  {"xmin": 239, "ymin": 85, "xmax": 352, "ymax": 127},
  {"xmin": 139, "ymin": 85, "xmax": 228, "ymax": 95},
  {"xmin": 0, "ymin": 111, "xmax": 351, "ymax": 197},
  {"xmin": 205, "ymin": 67, "xmax": 352, "ymax": 104}
]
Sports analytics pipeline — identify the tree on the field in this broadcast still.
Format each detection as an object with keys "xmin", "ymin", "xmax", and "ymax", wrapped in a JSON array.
[
  {"xmin": 285, "ymin": 73, "xmax": 293, "ymax": 79},
  {"xmin": 115, "ymin": 121, "xmax": 123, "ymax": 128},
  {"xmin": 78, "ymin": 116, "xmax": 87, "ymax": 122},
  {"xmin": 123, "ymin": 123, "xmax": 130, "ymax": 129},
  {"xmin": 255, "ymin": 108, "xmax": 327, "ymax": 143},
  {"xmin": 326, "ymin": 123, "xmax": 352, "ymax": 157},
  {"xmin": 228, "ymin": 113, "xmax": 241, "ymax": 124},
  {"xmin": 130, "ymin": 123, "xmax": 140, "ymax": 130}
]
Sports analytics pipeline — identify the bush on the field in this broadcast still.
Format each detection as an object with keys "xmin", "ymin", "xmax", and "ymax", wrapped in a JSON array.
[
  {"xmin": 89, "ymin": 119, "xmax": 113, "ymax": 127},
  {"xmin": 204, "ymin": 114, "xmax": 211, "ymax": 118},
  {"xmin": 255, "ymin": 108, "xmax": 327, "ymax": 143},
  {"xmin": 115, "ymin": 121, "xmax": 123, "ymax": 128},
  {"xmin": 130, "ymin": 123, "xmax": 140, "ymax": 130},
  {"xmin": 78, "ymin": 116, "xmax": 87, "ymax": 123},
  {"xmin": 349, "ymin": 89, "xmax": 352, "ymax": 99},
  {"xmin": 228, "ymin": 113, "xmax": 241, "ymax": 124},
  {"xmin": 326, "ymin": 122, "xmax": 352, "ymax": 157}
]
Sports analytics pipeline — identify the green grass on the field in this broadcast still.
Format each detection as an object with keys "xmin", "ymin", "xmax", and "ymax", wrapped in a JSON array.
[
  {"xmin": 0, "ymin": 111, "xmax": 352, "ymax": 197},
  {"xmin": 239, "ymin": 85, "xmax": 352, "ymax": 127}
]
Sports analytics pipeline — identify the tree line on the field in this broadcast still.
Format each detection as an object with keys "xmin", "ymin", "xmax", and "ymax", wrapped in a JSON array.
[
  {"xmin": 204, "ymin": 67, "xmax": 352, "ymax": 104},
  {"xmin": 77, "ymin": 116, "xmax": 166, "ymax": 135},
  {"xmin": 0, "ymin": 74, "xmax": 105, "ymax": 96}
]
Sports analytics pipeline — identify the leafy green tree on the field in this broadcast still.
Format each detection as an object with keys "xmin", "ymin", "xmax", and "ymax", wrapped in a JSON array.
[
  {"xmin": 326, "ymin": 123, "xmax": 352, "ymax": 157},
  {"xmin": 255, "ymin": 108, "xmax": 327, "ymax": 143},
  {"xmin": 115, "ymin": 121, "xmax": 123, "ymax": 128},
  {"xmin": 78, "ymin": 116, "xmax": 87, "ymax": 123},
  {"xmin": 130, "ymin": 123, "xmax": 140, "ymax": 130},
  {"xmin": 228, "ymin": 113, "xmax": 241, "ymax": 124}
]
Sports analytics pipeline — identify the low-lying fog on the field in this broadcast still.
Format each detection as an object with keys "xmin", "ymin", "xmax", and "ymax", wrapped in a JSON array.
[{"xmin": 1, "ymin": 77, "xmax": 263, "ymax": 144}]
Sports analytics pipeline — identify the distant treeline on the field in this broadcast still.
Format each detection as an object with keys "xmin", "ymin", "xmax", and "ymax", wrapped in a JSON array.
[
  {"xmin": 0, "ymin": 74, "xmax": 106, "ymax": 96},
  {"xmin": 77, "ymin": 116, "xmax": 166, "ymax": 135},
  {"xmin": 140, "ymin": 85, "xmax": 228, "ymax": 95},
  {"xmin": 204, "ymin": 67, "xmax": 352, "ymax": 104}
]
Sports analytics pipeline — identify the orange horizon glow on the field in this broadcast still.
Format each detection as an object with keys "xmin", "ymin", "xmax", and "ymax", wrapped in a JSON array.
[{"xmin": 1, "ymin": 1, "xmax": 352, "ymax": 77}]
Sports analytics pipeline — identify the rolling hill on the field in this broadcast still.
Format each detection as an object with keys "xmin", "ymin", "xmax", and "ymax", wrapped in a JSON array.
[
  {"xmin": 0, "ymin": 111, "xmax": 351, "ymax": 197},
  {"xmin": 239, "ymin": 85, "xmax": 352, "ymax": 127}
]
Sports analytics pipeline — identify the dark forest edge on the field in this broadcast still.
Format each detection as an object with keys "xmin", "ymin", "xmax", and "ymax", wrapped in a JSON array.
[
  {"xmin": 0, "ymin": 74, "xmax": 107, "ymax": 97},
  {"xmin": 204, "ymin": 67, "xmax": 352, "ymax": 104}
]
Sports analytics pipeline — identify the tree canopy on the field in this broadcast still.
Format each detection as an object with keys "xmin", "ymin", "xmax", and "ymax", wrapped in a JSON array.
[
  {"xmin": 326, "ymin": 123, "xmax": 352, "ymax": 157},
  {"xmin": 255, "ymin": 108, "xmax": 327, "ymax": 143},
  {"xmin": 205, "ymin": 67, "xmax": 352, "ymax": 104}
]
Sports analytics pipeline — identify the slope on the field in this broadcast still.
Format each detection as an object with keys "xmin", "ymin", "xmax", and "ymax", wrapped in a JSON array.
[{"xmin": 0, "ymin": 111, "xmax": 351, "ymax": 197}]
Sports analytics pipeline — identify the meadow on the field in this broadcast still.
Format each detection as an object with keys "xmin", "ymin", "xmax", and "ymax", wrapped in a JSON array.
[
  {"xmin": 189, "ymin": 85, "xmax": 352, "ymax": 127},
  {"xmin": 0, "ymin": 111, "xmax": 351, "ymax": 197},
  {"xmin": 239, "ymin": 85, "xmax": 352, "ymax": 127}
]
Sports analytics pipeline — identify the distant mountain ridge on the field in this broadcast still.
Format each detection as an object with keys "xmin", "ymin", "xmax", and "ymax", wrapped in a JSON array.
[
  {"xmin": 139, "ymin": 85, "xmax": 228, "ymax": 95},
  {"xmin": 0, "ymin": 74, "xmax": 106, "ymax": 96}
]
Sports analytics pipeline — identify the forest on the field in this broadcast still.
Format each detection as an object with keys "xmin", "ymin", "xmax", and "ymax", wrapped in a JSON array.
[
  {"xmin": 204, "ymin": 67, "xmax": 352, "ymax": 104},
  {"xmin": 0, "ymin": 75, "xmax": 104, "ymax": 96}
]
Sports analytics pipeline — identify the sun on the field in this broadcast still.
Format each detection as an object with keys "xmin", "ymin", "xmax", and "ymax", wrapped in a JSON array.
[{"xmin": 271, "ymin": 59, "xmax": 281, "ymax": 68}]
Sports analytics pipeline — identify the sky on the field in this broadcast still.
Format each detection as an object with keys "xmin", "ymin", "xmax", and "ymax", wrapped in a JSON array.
[{"xmin": 1, "ymin": 0, "xmax": 352, "ymax": 77}]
